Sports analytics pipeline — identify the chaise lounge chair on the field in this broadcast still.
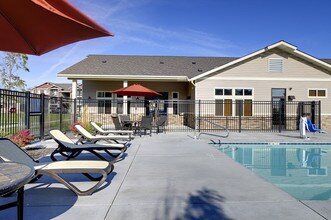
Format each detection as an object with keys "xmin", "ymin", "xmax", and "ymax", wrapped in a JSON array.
[
  {"xmin": 0, "ymin": 138, "xmax": 114, "ymax": 196},
  {"xmin": 49, "ymin": 129, "xmax": 128, "ymax": 162},
  {"xmin": 306, "ymin": 119, "xmax": 327, "ymax": 133},
  {"xmin": 74, "ymin": 124, "xmax": 131, "ymax": 144},
  {"xmin": 90, "ymin": 121, "xmax": 133, "ymax": 139}
]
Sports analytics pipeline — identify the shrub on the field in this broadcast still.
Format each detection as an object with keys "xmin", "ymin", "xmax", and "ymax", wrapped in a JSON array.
[
  {"xmin": 10, "ymin": 129, "xmax": 34, "ymax": 148},
  {"xmin": 70, "ymin": 122, "xmax": 83, "ymax": 135}
]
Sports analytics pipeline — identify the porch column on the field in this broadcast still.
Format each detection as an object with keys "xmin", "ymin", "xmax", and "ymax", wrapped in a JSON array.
[
  {"xmin": 123, "ymin": 80, "xmax": 128, "ymax": 114},
  {"xmin": 71, "ymin": 80, "xmax": 77, "ymax": 99}
]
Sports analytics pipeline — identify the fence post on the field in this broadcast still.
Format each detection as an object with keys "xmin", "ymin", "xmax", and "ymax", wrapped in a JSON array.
[
  {"xmin": 40, "ymin": 93, "xmax": 45, "ymax": 139},
  {"xmin": 59, "ymin": 97, "xmax": 63, "ymax": 131},
  {"xmin": 278, "ymin": 101, "xmax": 282, "ymax": 133},
  {"xmin": 24, "ymin": 91, "xmax": 30, "ymax": 129},
  {"xmin": 319, "ymin": 100, "xmax": 322, "ymax": 129},
  {"xmin": 311, "ymin": 101, "xmax": 316, "ymax": 125},
  {"xmin": 239, "ymin": 100, "xmax": 243, "ymax": 133},
  {"xmin": 73, "ymin": 98, "xmax": 77, "ymax": 123},
  {"xmin": 198, "ymin": 100, "xmax": 201, "ymax": 132}
]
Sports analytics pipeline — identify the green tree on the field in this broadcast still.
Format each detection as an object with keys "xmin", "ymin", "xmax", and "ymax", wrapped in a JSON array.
[{"xmin": 0, "ymin": 52, "xmax": 29, "ymax": 91}]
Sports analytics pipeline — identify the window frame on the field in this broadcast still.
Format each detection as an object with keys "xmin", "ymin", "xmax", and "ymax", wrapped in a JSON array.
[
  {"xmin": 96, "ymin": 91, "xmax": 113, "ymax": 99},
  {"xmin": 308, "ymin": 88, "xmax": 327, "ymax": 98}
]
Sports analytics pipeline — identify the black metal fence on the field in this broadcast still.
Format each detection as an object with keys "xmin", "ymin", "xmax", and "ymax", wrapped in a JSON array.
[
  {"xmin": 0, "ymin": 89, "xmax": 321, "ymax": 139},
  {"xmin": 77, "ymin": 99, "xmax": 321, "ymax": 133},
  {"xmin": 0, "ymin": 89, "xmax": 75, "ymax": 139}
]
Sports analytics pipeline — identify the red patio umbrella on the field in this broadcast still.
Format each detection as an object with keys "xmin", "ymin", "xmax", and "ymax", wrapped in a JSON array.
[
  {"xmin": 0, "ymin": 0, "xmax": 113, "ymax": 55},
  {"xmin": 112, "ymin": 84, "xmax": 162, "ymax": 97}
]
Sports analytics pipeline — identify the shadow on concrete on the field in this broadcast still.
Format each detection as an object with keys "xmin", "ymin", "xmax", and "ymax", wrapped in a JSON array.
[
  {"xmin": 175, "ymin": 187, "xmax": 232, "ymax": 220},
  {"xmin": 0, "ymin": 188, "xmax": 77, "ymax": 220},
  {"xmin": 155, "ymin": 186, "xmax": 232, "ymax": 220}
]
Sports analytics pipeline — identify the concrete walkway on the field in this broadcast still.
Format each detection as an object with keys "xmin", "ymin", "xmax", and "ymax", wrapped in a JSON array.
[{"xmin": 1, "ymin": 131, "xmax": 331, "ymax": 219}]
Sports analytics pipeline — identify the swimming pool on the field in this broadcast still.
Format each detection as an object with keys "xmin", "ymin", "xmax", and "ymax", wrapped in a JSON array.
[{"xmin": 216, "ymin": 143, "xmax": 331, "ymax": 200}]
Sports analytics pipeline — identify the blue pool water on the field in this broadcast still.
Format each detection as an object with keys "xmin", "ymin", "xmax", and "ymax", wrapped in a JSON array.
[{"xmin": 217, "ymin": 143, "xmax": 331, "ymax": 200}]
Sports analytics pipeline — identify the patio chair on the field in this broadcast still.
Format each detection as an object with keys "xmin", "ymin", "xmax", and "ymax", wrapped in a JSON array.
[
  {"xmin": 306, "ymin": 119, "xmax": 326, "ymax": 133},
  {"xmin": 74, "ymin": 124, "xmax": 131, "ymax": 144},
  {"xmin": 90, "ymin": 121, "xmax": 133, "ymax": 139},
  {"xmin": 49, "ymin": 129, "xmax": 128, "ymax": 162},
  {"xmin": 135, "ymin": 116, "xmax": 153, "ymax": 137},
  {"xmin": 119, "ymin": 114, "xmax": 132, "ymax": 130},
  {"xmin": 155, "ymin": 115, "xmax": 167, "ymax": 134},
  {"xmin": 112, "ymin": 116, "xmax": 129, "ymax": 130},
  {"xmin": 0, "ymin": 138, "xmax": 114, "ymax": 196}
]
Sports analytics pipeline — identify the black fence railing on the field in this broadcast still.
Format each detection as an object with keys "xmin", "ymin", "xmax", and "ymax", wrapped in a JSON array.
[
  {"xmin": 0, "ymin": 89, "xmax": 321, "ymax": 139},
  {"xmin": 0, "ymin": 89, "xmax": 75, "ymax": 139}
]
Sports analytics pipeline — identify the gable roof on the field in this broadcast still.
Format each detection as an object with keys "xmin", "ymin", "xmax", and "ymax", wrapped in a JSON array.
[
  {"xmin": 191, "ymin": 41, "xmax": 331, "ymax": 81},
  {"xmin": 57, "ymin": 55, "xmax": 238, "ymax": 81},
  {"xmin": 58, "ymin": 41, "xmax": 331, "ymax": 82}
]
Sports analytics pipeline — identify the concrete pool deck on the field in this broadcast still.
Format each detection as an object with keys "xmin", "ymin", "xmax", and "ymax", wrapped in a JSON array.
[{"xmin": 1, "ymin": 131, "xmax": 331, "ymax": 219}]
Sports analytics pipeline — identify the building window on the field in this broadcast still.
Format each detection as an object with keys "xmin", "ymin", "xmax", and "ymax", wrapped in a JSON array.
[
  {"xmin": 98, "ymin": 100, "xmax": 112, "ymax": 114},
  {"xmin": 308, "ymin": 89, "xmax": 327, "ymax": 98},
  {"xmin": 224, "ymin": 89, "xmax": 232, "ymax": 96},
  {"xmin": 172, "ymin": 92, "xmax": 179, "ymax": 99},
  {"xmin": 96, "ymin": 91, "xmax": 112, "ymax": 114},
  {"xmin": 268, "ymin": 58, "xmax": 283, "ymax": 73},
  {"xmin": 215, "ymin": 89, "xmax": 223, "ymax": 96},
  {"xmin": 215, "ymin": 88, "xmax": 253, "ymax": 116},
  {"xmin": 96, "ymin": 91, "xmax": 112, "ymax": 99}
]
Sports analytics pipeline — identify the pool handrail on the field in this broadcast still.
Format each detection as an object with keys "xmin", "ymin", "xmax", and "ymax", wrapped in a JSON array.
[{"xmin": 194, "ymin": 117, "xmax": 229, "ymax": 139}]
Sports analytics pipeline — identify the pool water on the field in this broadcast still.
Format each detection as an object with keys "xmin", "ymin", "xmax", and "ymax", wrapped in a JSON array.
[{"xmin": 217, "ymin": 143, "xmax": 331, "ymax": 200}]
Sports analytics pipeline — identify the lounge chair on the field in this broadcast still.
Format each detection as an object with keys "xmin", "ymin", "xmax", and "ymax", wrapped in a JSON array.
[
  {"xmin": 49, "ymin": 129, "xmax": 128, "ymax": 161},
  {"xmin": 306, "ymin": 119, "xmax": 326, "ymax": 133},
  {"xmin": 0, "ymin": 138, "xmax": 114, "ymax": 196},
  {"xmin": 90, "ymin": 121, "xmax": 133, "ymax": 139},
  {"xmin": 74, "ymin": 124, "xmax": 131, "ymax": 144}
]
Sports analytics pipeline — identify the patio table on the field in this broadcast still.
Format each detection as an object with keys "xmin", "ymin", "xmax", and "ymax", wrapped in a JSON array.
[{"xmin": 0, "ymin": 162, "xmax": 35, "ymax": 220}]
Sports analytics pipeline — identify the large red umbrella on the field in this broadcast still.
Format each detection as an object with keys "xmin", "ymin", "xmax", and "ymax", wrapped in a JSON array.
[
  {"xmin": 112, "ymin": 84, "xmax": 162, "ymax": 97},
  {"xmin": 0, "ymin": 0, "xmax": 113, "ymax": 55}
]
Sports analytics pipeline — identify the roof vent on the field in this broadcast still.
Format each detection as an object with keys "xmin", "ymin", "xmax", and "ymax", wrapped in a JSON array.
[
  {"xmin": 192, "ymin": 62, "xmax": 196, "ymax": 64},
  {"xmin": 198, "ymin": 69, "xmax": 203, "ymax": 72},
  {"xmin": 102, "ymin": 60, "xmax": 107, "ymax": 63},
  {"xmin": 160, "ymin": 61, "xmax": 164, "ymax": 64},
  {"xmin": 268, "ymin": 58, "xmax": 283, "ymax": 72}
]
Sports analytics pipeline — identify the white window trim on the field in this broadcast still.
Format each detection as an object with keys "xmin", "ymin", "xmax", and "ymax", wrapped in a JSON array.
[
  {"xmin": 96, "ymin": 91, "xmax": 112, "ymax": 99},
  {"xmin": 214, "ymin": 87, "xmax": 254, "ymax": 99},
  {"xmin": 172, "ymin": 92, "xmax": 179, "ymax": 100},
  {"xmin": 307, "ymin": 88, "xmax": 327, "ymax": 98},
  {"xmin": 268, "ymin": 58, "xmax": 283, "ymax": 73},
  {"xmin": 214, "ymin": 87, "xmax": 255, "ymax": 116}
]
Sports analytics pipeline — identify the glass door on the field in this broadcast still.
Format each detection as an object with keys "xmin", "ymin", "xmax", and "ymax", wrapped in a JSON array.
[{"xmin": 272, "ymin": 88, "xmax": 286, "ymax": 127}]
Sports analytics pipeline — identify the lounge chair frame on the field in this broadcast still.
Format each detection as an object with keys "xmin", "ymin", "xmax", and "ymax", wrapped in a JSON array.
[
  {"xmin": 90, "ymin": 121, "xmax": 133, "ymax": 138},
  {"xmin": 75, "ymin": 124, "xmax": 131, "ymax": 144},
  {"xmin": 50, "ymin": 130, "xmax": 128, "ymax": 162},
  {"xmin": 0, "ymin": 138, "xmax": 114, "ymax": 196}
]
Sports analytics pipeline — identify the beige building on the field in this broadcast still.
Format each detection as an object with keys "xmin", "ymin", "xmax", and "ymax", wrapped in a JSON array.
[{"xmin": 58, "ymin": 41, "xmax": 331, "ymax": 130}]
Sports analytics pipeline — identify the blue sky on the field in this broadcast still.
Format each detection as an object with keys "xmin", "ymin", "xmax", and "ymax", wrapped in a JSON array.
[{"xmin": 10, "ymin": 0, "xmax": 331, "ymax": 89}]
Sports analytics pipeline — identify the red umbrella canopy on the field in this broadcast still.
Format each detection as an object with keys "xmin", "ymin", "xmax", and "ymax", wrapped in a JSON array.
[
  {"xmin": 0, "ymin": 0, "xmax": 113, "ymax": 55},
  {"xmin": 112, "ymin": 84, "xmax": 162, "ymax": 97}
]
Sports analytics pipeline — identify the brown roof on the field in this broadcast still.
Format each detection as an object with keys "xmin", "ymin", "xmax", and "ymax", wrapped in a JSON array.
[{"xmin": 58, "ymin": 55, "xmax": 238, "ymax": 79}]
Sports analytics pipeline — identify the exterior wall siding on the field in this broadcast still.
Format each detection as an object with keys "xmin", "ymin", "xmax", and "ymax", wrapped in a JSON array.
[{"xmin": 195, "ymin": 50, "xmax": 331, "ymax": 115}]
